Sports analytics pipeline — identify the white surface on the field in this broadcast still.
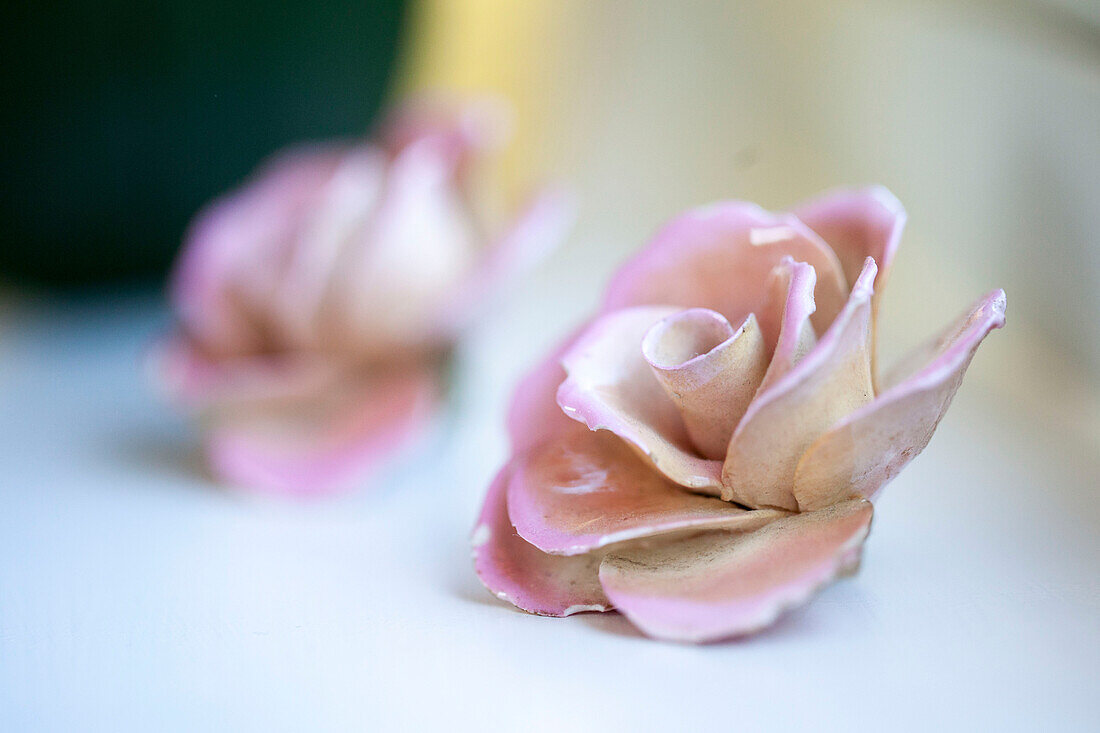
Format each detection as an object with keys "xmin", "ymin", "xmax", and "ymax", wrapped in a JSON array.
[{"xmin": 1, "ymin": 290, "xmax": 1098, "ymax": 732}]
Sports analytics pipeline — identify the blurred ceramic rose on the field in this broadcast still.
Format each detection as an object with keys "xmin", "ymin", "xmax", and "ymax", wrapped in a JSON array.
[
  {"xmin": 154, "ymin": 98, "xmax": 571, "ymax": 496},
  {"xmin": 474, "ymin": 187, "xmax": 1005, "ymax": 642}
]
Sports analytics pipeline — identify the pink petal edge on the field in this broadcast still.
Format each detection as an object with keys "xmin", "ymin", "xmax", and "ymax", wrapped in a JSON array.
[
  {"xmin": 206, "ymin": 367, "xmax": 440, "ymax": 497},
  {"xmin": 473, "ymin": 462, "xmax": 611, "ymax": 616},
  {"xmin": 753, "ymin": 257, "xmax": 819, "ymax": 394},
  {"xmin": 793, "ymin": 185, "xmax": 907, "ymax": 381},
  {"xmin": 792, "ymin": 185, "xmax": 906, "ymax": 297},
  {"xmin": 602, "ymin": 201, "xmax": 849, "ymax": 335},
  {"xmin": 506, "ymin": 323, "xmax": 591, "ymax": 454}
]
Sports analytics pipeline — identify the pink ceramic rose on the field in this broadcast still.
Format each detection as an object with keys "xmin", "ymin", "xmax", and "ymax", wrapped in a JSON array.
[
  {"xmin": 155, "ymin": 99, "xmax": 570, "ymax": 496},
  {"xmin": 474, "ymin": 187, "xmax": 1005, "ymax": 642}
]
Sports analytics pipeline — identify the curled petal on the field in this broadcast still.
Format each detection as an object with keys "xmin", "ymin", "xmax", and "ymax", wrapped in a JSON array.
[
  {"xmin": 473, "ymin": 463, "xmax": 610, "ymax": 616},
  {"xmin": 642, "ymin": 309, "xmax": 768, "ymax": 459},
  {"xmin": 753, "ymin": 258, "xmax": 819, "ymax": 394},
  {"xmin": 602, "ymin": 202, "xmax": 849, "ymax": 335},
  {"xmin": 205, "ymin": 365, "xmax": 439, "ymax": 496},
  {"xmin": 507, "ymin": 426, "xmax": 785, "ymax": 556},
  {"xmin": 598, "ymin": 499, "xmax": 873, "ymax": 643},
  {"xmin": 794, "ymin": 290, "xmax": 1007, "ymax": 510},
  {"xmin": 722, "ymin": 259, "xmax": 878, "ymax": 510},
  {"xmin": 557, "ymin": 307, "xmax": 724, "ymax": 494}
]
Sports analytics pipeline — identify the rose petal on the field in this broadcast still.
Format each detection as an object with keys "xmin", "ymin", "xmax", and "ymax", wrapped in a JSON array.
[
  {"xmin": 265, "ymin": 147, "xmax": 388, "ymax": 350},
  {"xmin": 793, "ymin": 186, "xmax": 905, "ymax": 296},
  {"xmin": 722, "ymin": 259, "xmax": 878, "ymax": 510},
  {"xmin": 205, "ymin": 364, "xmax": 439, "ymax": 496},
  {"xmin": 170, "ymin": 145, "xmax": 348, "ymax": 357},
  {"xmin": 751, "ymin": 257, "xmax": 819, "ymax": 394},
  {"xmin": 642, "ymin": 309, "xmax": 768, "ymax": 459},
  {"xmin": 507, "ymin": 425, "xmax": 785, "ymax": 556},
  {"xmin": 598, "ymin": 499, "xmax": 873, "ymax": 643},
  {"xmin": 473, "ymin": 463, "xmax": 611, "ymax": 616},
  {"xmin": 793, "ymin": 186, "xmax": 907, "ymax": 379},
  {"xmin": 149, "ymin": 337, "xmax": 343, "ymax": 411},
  {"xmin": 556, "ymin": 306, "xmax": 725, "ymax": 494},
  {"xmin": 793, "ymin": 289, "xmax": 1006, "ymax": 510},
  {"xmin": 602, "ymin": 202, "xmax": 849, "ymax": 335},
  {"xmin": 377, "ymin": 95, "xmax": 513, "ymax": 169},
  {"xmin": 317, "ymin": 134, "xmax": 479, "ymax": 359},
  {"xmin": 507, "ymin": 324, "xmax": 590, "ymax": 454}
]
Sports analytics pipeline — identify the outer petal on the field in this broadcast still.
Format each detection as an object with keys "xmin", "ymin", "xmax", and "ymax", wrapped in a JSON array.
[
  {"xmin": 507, "ymin": 426, "xmax": 784, "ymax": 556},
  {"xmin": 473, "ymin": 463, "xmax": 611, "ymax": 616},
  {"xmin": 602, "ymin": 202, "xmax": 849, "ymax": 335},
  {"xmin": 598, "ymin": 499, "xmax": 873, "ymax": 643},
  {"xmin": 205, "ymin": 364, "xmax": 439, "ymax": 496},
  {"xmin": 793, "ymin": 185, "xmax": 906, "ymax": 298},
  {"xmin": 722, "ymin": 259, "xmax": 878, "ymax": 510},
  {"xmin": 793, "ymin": 290, "xmax": 1007, "ymax": 510},
  {"xmin": 149, "ymin": 337, "xmax": 342, "ymax": 411},
  {"xmin": 506, "ymin": 324, "xmax": 590, "ymax": 454},
  {"xmin": 556, "ymin": 306, "xmax": 725, "ymax": 494},
  {"xmin": 170, "ymin": 145, "xmax": 348, "ymax": 357},
  {"xmin": 793, "ymin": 186, "xmax": 907, "ymax": 380}
]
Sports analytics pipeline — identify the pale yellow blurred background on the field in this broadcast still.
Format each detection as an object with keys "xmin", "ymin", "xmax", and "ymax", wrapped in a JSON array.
[{"xmin": 400, "ymin": 0, "xmax": 1100, "ymax": 455}]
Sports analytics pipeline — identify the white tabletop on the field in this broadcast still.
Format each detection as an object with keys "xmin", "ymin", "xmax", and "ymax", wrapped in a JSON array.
[{"xmin": 1, "ymin": 289, "xmax": 1097, "ymax": 732}]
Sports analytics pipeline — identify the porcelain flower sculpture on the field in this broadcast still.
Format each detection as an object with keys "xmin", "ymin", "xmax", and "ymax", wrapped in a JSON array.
[
  {"xmin": 474, "ymin": 187, "xmax": 1005, "ymax": 642},
  {"xmin": 156, "ymin": 99, "xmax": 570, "ymax": 495}
]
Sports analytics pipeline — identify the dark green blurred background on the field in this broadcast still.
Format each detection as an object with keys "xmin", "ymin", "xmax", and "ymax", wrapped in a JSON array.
[{"xmin": 1, "ymin": 1, "xmax": 407, "ymax": 288}]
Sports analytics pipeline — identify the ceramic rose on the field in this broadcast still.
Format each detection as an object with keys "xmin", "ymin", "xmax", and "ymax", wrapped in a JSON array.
[
  {"xmin": 155, "ymin": 98, "xmax": 570, "ymax": 496},
  {"xmin": 473, "ymin": 187, "xmax": 1005, "ymax": 642}
]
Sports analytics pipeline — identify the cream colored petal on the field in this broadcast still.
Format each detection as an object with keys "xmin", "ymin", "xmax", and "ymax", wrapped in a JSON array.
[
  {"xmin": 722, "ymin": 259, "xmax": 878, "ymax": 510},
  {"xmin": 598, "ymin": 499, "xmax": 873, "ymax": 643},
  {"xmin": 793, "ymin": 290, "xmax": 1006, "ymax": 510},
  {"xmin": 319, "ymin": 135, "xmax": 479, "ymax": 359},
  {"xmin": 753, "ymin": 257, "xmax": 819, "ymax": 395}
]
